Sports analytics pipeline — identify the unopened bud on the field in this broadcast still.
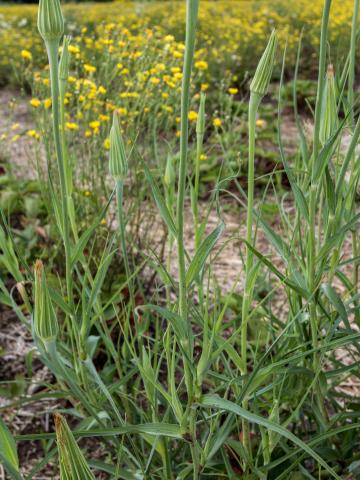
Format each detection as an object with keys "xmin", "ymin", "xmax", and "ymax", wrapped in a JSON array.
[
  {"xmin": 55, "ymin": 413, "xmax": 95, "ymax": 479},
  {"xmin": 109, "ymin": 111, "xmax": 128, "ymax": 181},
  {"xmin": 320, "ymin": 64, "xmax": 338, "ymax": 145},
  {"xmin": 37, "ymin": 0, "xmax": 64, "ymax": 42},
  {"xmin": 250, "ymin": 30, "xmax": 278, "ymax": 97},
  {"xmin": 164, "ymin": 154, "xmax": 175, "ymax": 188},
  {"xmin": 196, "ymin": 93, "xmax": 206, "ymax": 137},
  {"xmin": 33, "ymin": 260, "xmax": 58, "ymax": 346}
]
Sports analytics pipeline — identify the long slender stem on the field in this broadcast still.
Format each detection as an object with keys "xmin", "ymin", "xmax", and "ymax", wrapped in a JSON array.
[
  {"xmin": 46, "ymin": 39, "xmax": 73, "ymax": 308},
  {"xmin": 176, "ymin": 1, "xmax": 199, "ymax": 476},
  {"xmin": 240, "ymin": 92, "xmax": 261, "ymax": 464},
  {"xmin": 348, "ymin": 0, "xmax": 359, "ymax": 128},
  {"xmin": 308, "ymin": 0, "xmax": 332, "ymax": 419}
]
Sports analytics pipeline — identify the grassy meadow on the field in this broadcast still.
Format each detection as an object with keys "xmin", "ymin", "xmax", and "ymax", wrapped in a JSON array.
[{"xmin": 0, "ymin": 0, "xmax": 359, "ymax": 479}]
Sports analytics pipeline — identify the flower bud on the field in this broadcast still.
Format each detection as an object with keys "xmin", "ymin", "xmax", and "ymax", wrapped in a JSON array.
[
  {"xmin": 320, "ymin": 64, "xmax": 338, "ymax": 145},
  {"xmin": 37, "ymin": 0, "xmax": 64, "ymax": 42},
  {"xmin": 59, "ymin": 35, "xmax": 71, "ymax": 82},
  {"xmin": 55, "ymin": 413, "xmax": 95, "ymax": 479},
  {"xmin": 164, "ymin": 154, "xmax": 175, "ymax": 188},
  {"xmin": 250, "ymin": 30, "xmax": 278, "ymax": 97},
  {"xmin": 196, "ymin": 92, "xmax": 206, "ymax": 138},
  {"xmin": 33, "ymin": 260, "xmax": 58, "ymax": 346},
  {"xmin": 109, "ymin": 111, "xmax": 128, "ymax": 181}
]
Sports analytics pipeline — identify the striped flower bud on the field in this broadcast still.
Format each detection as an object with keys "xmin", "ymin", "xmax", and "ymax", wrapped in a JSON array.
[
  {"xmin": 33, "ymin": 260, "xmax": 58, "ymax": 347},
  {"xmin": 196, "ymin": 92, "xmax": 206, "ymax": 138},
  {"xmin": 109, "ymin": 111, "xmax": 128, "ymax": 181},
  {"xmin": 250, "ymin": 30, "xmax": 278, "ymax": 97},
  {"xmin": 320, "ymin": 64, "xmax": 338, "ymax": 145},
  {"xmin": 55, "ymin": 413, "xmax": 95, "ymax": 480},
  {"xmin": 164, "ymin": 154, "xmax": 175, "ymax": 188},
  {"xmin": 59, "ymin": 35, "xmax": 71, "ymax": 82},
  {"xmin": 37, "ymin": 0, "xmax": 64, "ymax": 42}
]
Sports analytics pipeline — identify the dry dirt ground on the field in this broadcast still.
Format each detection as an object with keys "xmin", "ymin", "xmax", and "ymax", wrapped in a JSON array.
[{"xmin": 0, "ymin": 88, "xmax": 359, "ymax": 478}]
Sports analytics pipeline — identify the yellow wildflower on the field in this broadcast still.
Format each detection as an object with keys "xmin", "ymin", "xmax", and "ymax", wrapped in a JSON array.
[
  {"xmin": 66, "ymin": 122, "xmax": 79, "ymax": 130},
  {"xmin": 213, "ymin": 117, "xmax": 222, "ymax": 127},
  {"xmin": 194, "ymin": 60, "xmax": 208, "ymax": 70},
  {"xmin": 30, "ymin": 98, "xmax": 41, "ymax": 108},
  {"xmin": 103, "ymin": 138, "xmax": 110, "ymax": 150},
  {"xmin": 21, "ymin": 49, "xmax": 32, "ymax": 60},
  {"xmin": 228, "ymin": 87, "xmax": 238, "ymax": 95},
  {"xmin": 188, "ymin": 111, "xmax": 198, "ymax": 122},
  {"xmin": 84, "ymin": 64, "xmax": 96, "ymax": 73}
]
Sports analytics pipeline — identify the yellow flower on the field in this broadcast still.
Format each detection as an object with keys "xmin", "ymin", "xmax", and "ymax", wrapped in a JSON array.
[
  {"xmin": 11, "ymin": 123, "xmax": 20, "ymax": 130},
  {"xmin": 228, "ymin": 87, "xmax": 238, "ymax": 95},
  {"xmin": 103, "ymin": 138, "xmax": 110, "ymax": 150},
  {"xmin": 188, "ymin": 110, "xmax": 198, "ymax": 122},
  {"xmin": 68, "ymin": 76, "xmax": 77, "ymax": 83},
  {"xmin": 30, "ymin": 98, "xmax": 41, "ymax": 108},
  {"xmin": 201, "ymin": 83, "xmax": 209, "ymax": 91},
  {"xmin": 194, "ymin": 60, "xmax": 208, "ymax": 70},
  {"xmin": 117, "ymin": 107, "xmax": 128, "ymax": 116},
  {"xmin": 98, "ymin": 86, "xmax": 107, "ymax": 95},
  {"xmin": 84, "ymin": 64, "xmax": 96, "ymax": 73},
  {"xmin": 44, "ymin": 98, "xmax": 52, "ymax": 109},
  {"xmin": 11, "ymin": 134, "xmax": 20, "ymax": 142},
  {"xmin": 26, "ymin": 130, "xmax": 40, "ymax": 140},
  {"xmin": 121, "ymin": 68, "xmax": 129, "ymax": 75},
  {"xmin": 256, "ymin": 118, "xmax": 266, "ymax": 128},
  {"xmin": 213, "ymin": 117, "xmax": 222, "ymax": 127},
  {"xmin": 84, "ymin": 191, "xmax": 91, "ymax": 197},
  {"xmin": 66, "ymin": 122, "xmax": 79, "ymax": 130},
  {"xmin": 200, "ymin": 154, "xmax": 208, "ymax": 160},
  {"xmin": 99, "ymin": 114, "xmax": 110, "ymax": 122},
  {"xmin": 68, "ymin": 45, "xmax": 80, "ymax": 54},
  {"xmin": 100, "ymin": 218, "xmax": 107, "ymax": 225},
  {"xmin": 150, "ymin": 77, "xmax": 160, "ymax": 85},
  {"xmin": 21, "ymin": 49, "xmax": 32, "ymax": 60},
  {"xmin": 85, "ymin": 130, "xmax": 92, "ymax": 138},
  {"xmin": 89, "ymin": 121, "xmax": 100, "ymax": 130}
]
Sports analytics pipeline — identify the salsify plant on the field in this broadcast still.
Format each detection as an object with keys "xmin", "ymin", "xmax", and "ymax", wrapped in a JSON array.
[{"xmin": 0, "ymin": 0, "xmax": 360, "ymax": 478}]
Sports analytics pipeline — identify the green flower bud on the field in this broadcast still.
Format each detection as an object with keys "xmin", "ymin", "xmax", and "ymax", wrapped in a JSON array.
[
  {"xmin": 59, "ymin": 35, "xmax": 71, "ymax": 82},
  {"xmin": 164, "ymin": 154, "xmax": 175, "ymax": 188},
  {"xmin": 33, "ymin": 260, "xmax": 58, "ymax": 346},
  {"xmin": 320, "ymin": 64, "xmax": 338, "ymax": 145},
  {"xmin": 55, "ymin": 413, "xmax": 95, "ymax": 480},
  {"xmin": 109, "ymin": 111, "xmax": 128, "ymax": 181},
  {"xmin": 250, "ymin": 30, "xmax": 278, "ymax": 97},
  {"xmin": 37, "ymin": 0, "xmax": 64, "ymax": 42},
  {"xmin": 196, "ymin": 92, "xmax": 206, "ymax": 138}
]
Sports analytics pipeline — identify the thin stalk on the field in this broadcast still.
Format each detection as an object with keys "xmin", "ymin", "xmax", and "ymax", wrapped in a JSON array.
[
  {"xmin": 116, "ymin": 179, "xmax": 134, "ymax": 311},
  {"xmin": 46, "ymin": 39, "xmax": 73, "ymax": 307},
  {"xmin": 349, "ymin": 0, "xmax": 360, "ymax": 323},
  {"xmin": 348, "ymin": 0, "xmax": 359, "ymax": 128},
  {"xmin": 240, "ymin": 91, "xmax": 261, "ymax": 463},
  {"xmin": 176, "ymin": 0, "xmax": 199, "ymax": 393},
  {"xmin": 309, "ymin": 0, "xmax": 332, "ymax": 419},
  {"xmin": 176, "ymin": 1, "xmax": 199, "ymax": 476}
]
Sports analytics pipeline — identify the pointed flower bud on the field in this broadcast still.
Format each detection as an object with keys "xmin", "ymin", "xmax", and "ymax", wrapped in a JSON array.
[
  {"xmin": 33, "ymin": 260, "xmax": 58, "ymax": 346},
  {"xmin": 59, "ymin": 35, "xmax": 71, "ymax": 82},
  {"xmin": 55, "ymin": 414, "xmax": 95, "ymax": 480},
  {"xmin": 164, "ymin": 154, "xmax": 175, "ymax": 188},
  {"xmin": 320, "ymin": 64, "xmax": 338, "ymax": 145},
  {"xmin": 250, "ymin": 30, "xmax": 278, "ymax": 97},
  {"xmin": 196, "ymin": 92, "xmax": 206, "ymax": 138},
  {"xmin": 109, "ymin": 111, "xmax": 128, "ymax": 181},
  {"xmin": 37, "ymin": 0, "xmax": 64, "ymax": 42}
]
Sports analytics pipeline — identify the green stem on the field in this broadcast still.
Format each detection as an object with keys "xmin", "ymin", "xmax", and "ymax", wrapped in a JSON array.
[
  {"xmin": 240, "ymin": 91, "xmax": 261, "ymax": 466},
  {"xmin": 116, "ymin": 179, "xmax": 135, "ymax": 311},
  {"xmin": 348, "ymin": 0, "xmax": 359, "ymax": 128},
  {"xmin": 46, "ymin": 39, "xmax": 73, "ymax": 308},
  {"xmin": 308, "ymin": 0, "xmax": 332, "ymax": 420}
]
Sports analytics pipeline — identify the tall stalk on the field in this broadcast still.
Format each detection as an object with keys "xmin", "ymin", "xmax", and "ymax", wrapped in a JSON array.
[
  {"xmin": 309, "ymin": 0, "xmax": 332, "ymax": 416},
  {"xmin": 46, "ymin": 39, "xmax": 73, "ymax": 307},
  {"xmin": 240, "ymin": 31, "xmax": 277, "ymax": 464}
]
